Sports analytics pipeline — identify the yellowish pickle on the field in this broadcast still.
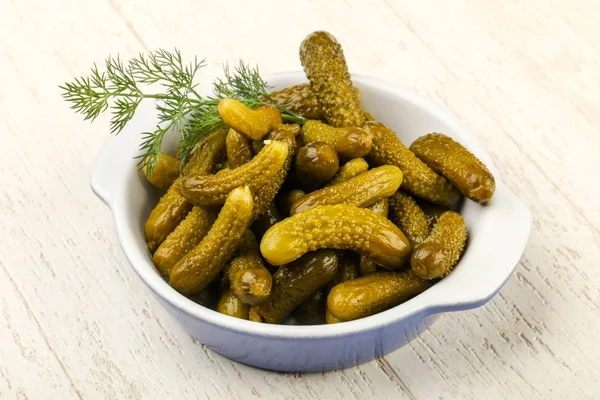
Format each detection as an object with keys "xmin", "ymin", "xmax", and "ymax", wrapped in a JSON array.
[
  {"xmin": 218, "ymin": 99, "xmax": 282, "ymax": 140},
  {"xmin": 359, "ymin": 198, "xmax": 390, "ymax": 275},
  {"xmin": 301, "ymin": 120, "xmax": 372, "ymax": 159},
  {"xmin": 269, "ymin": 83, "xmax": 324, "ymax": 120},
  {"xmin": 299, "ymin": 31, "xmax": 364, "ymax": 127},
  {"xmin": 388, "ymin": 191, "xmax": 430, "ymax": 247},
  {"xmin": 169, "ymin": 186, "xmax": 254, "ymax": 296},
  {"xmin": 327, "ymin": 158, "xmax": 369, "ymax": 186},
  {"xmin": 145, "ymin": 129, "xmax": 226, "ymax": 252},
  {"xmin": 181, "ymin": 140, "xmax": 288, "ymax": 206},
  {"xmin": 290, "ymin": 165, "xmax": 402, "ymax": 215},
  {"xmin": 143, "ymin": 152, "xmax": 180, "ymax": 190},
  {"xmin": 217, "ymin": 289, "xmax": 250, "ymax": 320},
  {"xmin": 228, "ymin": 230, "xmax": 272, "ymax": 305},
  {"xmin": 153, "ymin": 206, "xmax": 218, "ymax": 275},
  {"xmin": 327, "ymin": 271, "xmax": 433, "ymax": 322},
  {"xmin": 254, "ymin": 250, "xmax": 338, "ymax": 324},
  {"xmin": 248, "ymin": 307, "xmax": 264, "ymax": 322},
  {"xmin": 410, "ymin": 133, "xmax": 496, "ymax": 203},
  {"xmin": 325, "ymin": 309, "xmax": 342, "ymax": 324},
  {"xmin": 260, "ymin": 204, "xmax": 411, "ymax": 270},
  {"xmin": 294, "ymin": 142, "xmax": 339, "ymax": 190},
  {"xmin": 411, "ymin": 211, "xmax": 467, "ymax": 280},
  {"xmin": 364, "ymin": 122, "xmax": 461, "ymax": 206},
  {"xmin": 225, "ymin": 128, "xmax": 253, "ymax": 168}
]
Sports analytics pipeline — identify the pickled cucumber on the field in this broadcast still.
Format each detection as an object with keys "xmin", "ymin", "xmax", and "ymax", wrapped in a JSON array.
[
  {"xmin": 327, "ymin": 271, "xmax": 433, "ymax": 322},
  {"xmin": 254, "ymin": 250, "xmax": 338, "ymax": 323},
  {"xmin": 294, "ymin": 142, "xmax": 339, "ymax": 190},
  {"xmin": 359, "ymin": 198, "xmax": 390, "ymax": 275},
  {"xmin": 228, "ymin": 230, "xmax": 272, "ymax": 305},
  {"xmin": 290, "ymin": 165, "xmax": 402, "ymax": 215},
  {"xmin": 226, "ymin": 128, "xmax": 253, "ymax": 169},
  {"xmin": 325, "ymin": 309, "xmax": 342, "ymax": 324},
  {"xmin": 218, "ymin": 99, "xmax": 282, "ymax": 140},
  {"xmin": 248, "ymin": 307, "xmax": 264, "ymax": 322},
  {"xmin": 327, "ymin": 158, "xmax": 369, "ymax": 186},
  {"xmin": 410, "ymin": 133, "xmax": 496, "ymax": 203},
  {"xmin": 301, "ymin": 120, "xmax": 371, "ymax": 159},
  {"xmin": 217, "ymin": 289, "xmax": 250, "ymax": 319},
  {"xmin": 411, "ymin": 211, "xmax": 467, "ymax": 280},
  {"xmin": 299, "ymin": 31, "xmax": 364, "ymax": 127},
  {"xmin": 142, "ymin": 152, "xmax": 179, "ymax": 190},
  {"xmin": 278, "ymin": 189, "xmax": 305, "ymax": 217},
  {"xmin": 364, "ymin": 122, "xmax": 461, "ymax": 206},
  {"xmin": 292, "ymin": 290, "xmax": 326, "ymax": 325},
  {"xmin": 169, "ymin": 186, "xmax": 254, "ymax": 296},
  {"xmin": 153, "ymin": 206, "xmax": 218, "ymax": 275},
  {"xmin": 251, "ymin": 203, "xmax": 281, "ymax": 240},
  {"xmin": 181, "ymin": 140, "xmax": 288, "ymax": 206},
  {"xmin": 145, "ymin": 129, "xmax": 226, "ymax": 252},
  {"xmin": 269, "ymin": 83, "xmax": 324, "ymax": 120},
  {"xmin": 388, "ymin": 191, "xmax": 430, "ymax": 247},
  {"xmin": 261, "ymin": 204, "xmax": 411, "ymax": 269}
]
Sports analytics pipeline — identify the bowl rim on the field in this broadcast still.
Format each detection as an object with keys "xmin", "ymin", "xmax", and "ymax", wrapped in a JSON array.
[{"xmin": 91, "ymin": 71, "xmax": 532, "ymax": 339}]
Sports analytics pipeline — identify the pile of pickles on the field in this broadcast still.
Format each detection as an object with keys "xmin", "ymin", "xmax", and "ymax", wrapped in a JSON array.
[{"xmin": 143, "ymin": 31, "xmax": 496, "ymax": 325}]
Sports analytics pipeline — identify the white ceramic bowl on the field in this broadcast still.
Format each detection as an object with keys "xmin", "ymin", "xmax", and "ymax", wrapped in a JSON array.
[{"xmin": 91, "ymin": 72, "xmax": 531, "ymax": 372}]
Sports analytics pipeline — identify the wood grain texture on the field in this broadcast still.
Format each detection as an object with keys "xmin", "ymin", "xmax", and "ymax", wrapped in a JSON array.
[{"xmin": 1, "ymin": 0, "xmax": 599, "ymax": 398}]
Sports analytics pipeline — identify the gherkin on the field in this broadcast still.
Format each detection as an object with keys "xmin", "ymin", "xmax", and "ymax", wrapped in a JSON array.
[
  {"xmin": 388, "ymin": 191, "xmax": 430, "ymax": 247},
  {"xmin": 294, "ymin": 142, "xmax": 339, "ymax": 190},
  {"xmin": 217, "ymin": 289, "xmax": 250, "ymax": 320},
  {"xmin": 411, "ymin": 211, "xmax": 467, "ymax": 280},
  {"xmin": 301, "ymin": 120, "xmax": 371, "ymax": 159},
  {"xmin": 327, "ymin": 158, "xmax": 369, "ymax": 186},
  {"xmin": 225, "ymin": 128, "xmax": 253, "ymax": 169},
  {"xmin": 300, "ymin": 31, "xmax": 364, "ymax": 127}
]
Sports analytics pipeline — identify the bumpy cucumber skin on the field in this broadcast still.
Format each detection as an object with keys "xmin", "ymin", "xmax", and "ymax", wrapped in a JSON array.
[
  {"xmin": 269, "ymin": 83, "xmax": 324, "ymax": 120},
  {"xmin": 143, "ymin": 152, "xmax": 180, "ymax": 190},
  {"xmin": 217, "ymin": 289, "xmax": 250, "ymax": 319},
  {"xmin": 181, "ymin": 141, "xmax": 288, "ymax": 207},
  {"xmin": 226, "ymin": 128, "xmax": 253, "ymax": 169},
  {"xmin": 327, "ymin": 271, "xmax": 433, "ymax": 322},
  {"xmin": 364, "ymin": 122, "xmax": 461, "ymax": 206},
  {"xmin": 217, "ymin": 99, "xmax": 282, "ymax": 140},
  {"xmin": 410, "ymin": 133, "xmax": 496, "ymax": 203},
  {"xmin": 327, "ymin": 158, "xmax": 369, "ymax": 186},
  {"xmin": 301, "ymin": 120, "xmax": 372, "ymax": 159},
  {"xmin": 300, "ymin": 31, "xmax": 364, "ymax": 127},
  {"xmin": 169, "ymin": 186, "xmax": 254, "ymax": 296},
  {"xmin": 294, "ymin": 142, "xmax": 339, "ymax": 190},
  {"xmin": 153, "ymin": 206, "xmax": 218, "ymax": 275},
  {"xmin": 290, "ymin": 165, "xmax": 402, "ymax": 215},
  {"xmin": 228, "ymin": 230, "xmax": 272, "ymax": 305},
  {"xmin": 254, "ymin": 250, "xmax": 338, "ymax": 324},
  {"xmin": 411, "ymin": 211, "xmax": 467, "ymax": 280},
  {"xmin": 359, "ymin": 198, "xmax": 390, "ymax": 275},
  {"xmin": 260, "ymin": 204, "xmax": 411, "ymax": 270},
  {"xmin": 389, "ymin": 191, "xmax": 430, "ymax": 247},
  {"xmin": 145, "ymin": 129, "xmax": 226, "ymax": 252}
]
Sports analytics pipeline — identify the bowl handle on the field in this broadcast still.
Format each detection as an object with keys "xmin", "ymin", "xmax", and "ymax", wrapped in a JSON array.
[{"xmin": 425, "ymin": 184, "xmax": 532, "ymax": 313}]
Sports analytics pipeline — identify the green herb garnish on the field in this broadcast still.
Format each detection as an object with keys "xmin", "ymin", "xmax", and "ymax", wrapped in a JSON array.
[{"xmin": 60, "ymin": 49, "xmax": 304, "ymax": 175}]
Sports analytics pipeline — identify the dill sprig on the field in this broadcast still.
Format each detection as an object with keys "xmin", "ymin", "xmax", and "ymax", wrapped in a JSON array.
[{"xmin": 60, "ymin": 49, "xmax": 304, "ymax": 175}]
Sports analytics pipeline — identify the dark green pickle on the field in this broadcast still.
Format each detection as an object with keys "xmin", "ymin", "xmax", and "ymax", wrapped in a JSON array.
[{"xmin": 294, "ymin": 142, "xmax": 339, "ymax": 190}]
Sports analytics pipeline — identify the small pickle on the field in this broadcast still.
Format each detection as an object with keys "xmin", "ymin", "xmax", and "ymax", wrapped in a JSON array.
[
  {"xmin": 301, "ymin": 120, "xmax": 372, "ymax": 159},
  {"xmin": 364, "ymin": 122, "xmax": 461, "ymax": 206},
  {"xmin": 228, "ymin": 230, "xmax": 272, "ymax": 305},
  {"xmin": 292, "ymin": 290, "xmax": 326, "ymax": 325},
  {"xmin": 410, "ymin": 133, "xmax": 496, "ymax": 203},
  {"xmin": 169, "ymin": 186, "xmax": 254, "ymax": 296},
  {"xmin": 218, "ymin": 99, "xmax": 282, "ymax": 140},
  {"xmin": 325, "ymin": 309, "xmax": 342, "ymax": 324},
  {"xmin": 363, "ymin": 111, "xmax": 376, "ymax": 122},
  {"xmin": 181, "ymin": 140, "xmax": 289, "ymax": 206},
  {"xmin": 327, "ymin": 271, "xmax": 433, "ymax": 322},
  {"xmin": 269, "ymin": 83, "xmax": 324, "ymax": 120},
  {"xmin": 248, "ymin": 307, "xmax": 264, "ymax": 322},
  {"xmin": 143, "ymin": 153, "xmax": 180, "ymax": 190},
  {"xmin": 254, "ymin": 250, "xmax": 338, "ymax": 323},
  {"xmin": 359, "ymin": 198, "xmax": 390, "ymax": 275},
  {"xmin": 278, "ymin": 189, "xmax": 306, "ymax": 217},
  {"xmin": 225, "ymin": 128, "xmax": 253, "ymax": 168},
  {"xmin": 260, "ymin": 204, "xmax": 411, "ymax": 270},
  {"xmin": 217, "ymin": 289, "xmax": 250, "ymax": 320},
  {"xmin": 327, "ymin": 158, "xmax": 369, "ymax": 186},
  {"xmin": 145, "ymin": 129, "xmax": 226, "ymax": 252},
  {"xmin": 388, "ymin": 192, "xmax": 430, "ymax": 247},
  {"xmin": 299, "ymin": 31, "xmax": 364, "ymax": 127},
  {"xmin": 411, "ymin": 211, "xmax": 467, "ymax": 280},
  {"xmin": 290, "ymin": 165, "xmax": 402, "ymax": 215},
  {"xmin": 294, "ymin": 142, "xmax": 339, "ymax": 190},
  {"xmin": 153, "ymin": 206, "xmax": 218, "ymax": 275},
  {"xmin": 251, "ymin": 203, "xmax": 281, "ymax": 240}
]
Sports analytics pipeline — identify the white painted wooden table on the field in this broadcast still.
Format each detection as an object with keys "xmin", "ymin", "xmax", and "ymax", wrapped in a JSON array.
[{"xmin": 1, "ymin": 1, "xmax": 599, "ymax": 398}]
